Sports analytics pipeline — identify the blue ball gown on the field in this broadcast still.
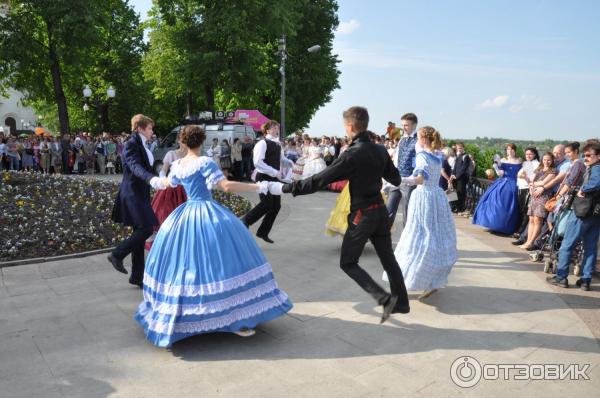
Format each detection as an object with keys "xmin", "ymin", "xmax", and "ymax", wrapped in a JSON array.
[
  {"xmin": 135, "ymin": 156, "xmax": 292, "ymax": 347},
  {"xmin": 472, "ymin": 162, "xmax": 522, "ymax": 234},
  {"xmin": 387, "ymin": 151, "xmax": 457, "ymax": 290}
]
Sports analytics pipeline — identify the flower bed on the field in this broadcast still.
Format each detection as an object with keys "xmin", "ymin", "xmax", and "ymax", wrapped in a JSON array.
[{"xmin": 0, "ymin": 172, "xmax": 252, "ymax": 262}]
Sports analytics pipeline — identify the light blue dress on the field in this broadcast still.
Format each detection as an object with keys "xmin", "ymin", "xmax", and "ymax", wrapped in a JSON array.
[
  {"xmin": 393, "ymin": 151, "xmax": 457, "ymax": 290},
  {"xmin": 135, "ymin": 156, "xmax": 292, "ymax": 347}
]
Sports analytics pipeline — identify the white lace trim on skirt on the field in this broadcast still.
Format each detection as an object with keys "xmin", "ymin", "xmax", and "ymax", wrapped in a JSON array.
[
  {"xmin": 139, "ymin": 291, "xmax": 290, "ymax": 334},
  {"xmin": 143, "ymin": 262, "xmax": 273, "ymax": 297},
  {"xmin": 143, "ymin": 279, "xmax": 279, "ymax": 316}
]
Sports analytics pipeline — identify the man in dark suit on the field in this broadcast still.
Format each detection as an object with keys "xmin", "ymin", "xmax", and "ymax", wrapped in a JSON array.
[
  {"xmin": 109, "ymin": 114, "xmax": 166, "ymax": 288},
  {"xmin": 272, "ymin": 106, "xmax": 410, "ymax": 323},
  {"xmin": 450, "ymin": 142, "xmax": 472, "ymax": 213}
]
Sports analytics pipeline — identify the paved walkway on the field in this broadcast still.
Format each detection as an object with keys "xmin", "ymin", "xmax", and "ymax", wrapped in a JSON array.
[{"xmin": 1, "ymin": 190, "xmax": 599, "ymax": 397}]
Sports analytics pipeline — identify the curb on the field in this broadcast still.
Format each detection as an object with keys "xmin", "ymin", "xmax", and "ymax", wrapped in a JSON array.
[{"xmin": 0, "ymin": 246, "xmax": 116, "ymax": 268}]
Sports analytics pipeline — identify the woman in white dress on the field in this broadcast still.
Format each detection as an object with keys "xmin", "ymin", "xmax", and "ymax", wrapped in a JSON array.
[
  {"xmin": 302, "ymin": 138, "xmax": 327, "ymax": 179},
  {"xmin": 384, "ymin": 126, "xmax": 457, "ymax": 299}
]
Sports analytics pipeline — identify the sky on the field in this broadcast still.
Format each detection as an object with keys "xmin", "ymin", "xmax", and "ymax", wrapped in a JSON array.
[{"xmin": 130, "ymin": 0, "xmax": 600, "ymax": 141}]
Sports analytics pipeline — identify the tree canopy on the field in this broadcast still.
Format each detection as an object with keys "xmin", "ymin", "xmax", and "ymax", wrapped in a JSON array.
[{"xmin": 1, "ymin": 0, "xmax": 341, "ymax": 136}]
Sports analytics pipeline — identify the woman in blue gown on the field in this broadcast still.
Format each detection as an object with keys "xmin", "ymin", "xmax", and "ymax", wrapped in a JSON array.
[
  {"xmin": 472, "ymin": 143, "xmax": 522, "ymax": 235},
  {"xmin": 384, "ymin": 127, "xmax": 457, "ymax": 299},
  {"xmin": 135, "ymin": 125, "xmax": 292, "ymax": 348}
]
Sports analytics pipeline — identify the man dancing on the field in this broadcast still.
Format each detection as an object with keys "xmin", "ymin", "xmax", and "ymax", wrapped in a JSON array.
[
  {"xmin": 109, "ymin": 114, "xmax": 166, "ymax": 288},
  {"xmin": 242, "ymin": 120, "xmax": 287, "ymax": 243},
  {"xmin": 272, "ymin": 106, "xmax": 410, "ymax": 322}
]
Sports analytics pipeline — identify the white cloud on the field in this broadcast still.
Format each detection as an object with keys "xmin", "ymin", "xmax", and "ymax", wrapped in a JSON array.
[
  {"xmin": 478, "ymin": 95, "xmax": 509, "ymax": 109},
  {"xmin": 336, "ymin": 19, "xmax": 360, "ymax": 35}
]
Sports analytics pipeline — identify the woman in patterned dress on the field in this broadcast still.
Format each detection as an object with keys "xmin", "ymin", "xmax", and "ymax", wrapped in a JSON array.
[
  {"xmin": 384, "ymin": 126, "xmax": 457, "ymax": 299},
  {"xmin": 520, "ymin": 152, "xmax": 556, "ymax": 250}
]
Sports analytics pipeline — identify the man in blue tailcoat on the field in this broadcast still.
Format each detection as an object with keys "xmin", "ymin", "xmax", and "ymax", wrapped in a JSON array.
[{"xmin": 109, "ymin": 114, "xmax": 165, "ymax": 288}]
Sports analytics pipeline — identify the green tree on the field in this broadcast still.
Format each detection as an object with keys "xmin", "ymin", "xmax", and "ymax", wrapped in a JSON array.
[
  {"xmin": 0, "ymin": 0, "xmax": 102, "ymax": 134},
  {"xmin": 143, "ymin": 0, "xmax": 340, "ymax": 136},
  {"xmin": 0, "ymin": 0, "xmax": 145, "ymax": 135}
]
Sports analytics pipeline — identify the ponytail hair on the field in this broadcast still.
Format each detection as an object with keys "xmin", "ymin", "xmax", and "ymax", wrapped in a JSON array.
[
  {"xmin": 565, "ymin": 141, "xmax": 580, "ymax": 154},
  {"xmin": 261, "ymin": 120, "xmax": 280, "ymax": 136},
  {"xmin": 418, "ymin": 126, "xmax": 442, "ymax": 150}
]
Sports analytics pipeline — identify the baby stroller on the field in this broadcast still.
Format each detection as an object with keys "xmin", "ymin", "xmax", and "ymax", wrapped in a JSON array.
[{"xmin": 530, "ymin": 189, "xmax": 583, "ymax": 275}]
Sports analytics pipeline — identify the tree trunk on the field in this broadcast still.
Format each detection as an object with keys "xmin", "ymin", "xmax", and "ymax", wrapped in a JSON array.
[
  {"xmin": 47, "ymin": 25, "xmax": 70, "ymax": 135},
  {"xmin": 186, "ymin": 90, "xmax": 193, "ymax": 117},
  {"xmin": 204, "ymin": 84, "xmax": 214, "ymax": 110}
]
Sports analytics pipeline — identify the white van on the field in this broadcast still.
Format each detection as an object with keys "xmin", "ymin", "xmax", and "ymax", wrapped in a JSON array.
[{"xmin": 152, "ymin": 123, "xmax": 256, "ymax": 174}]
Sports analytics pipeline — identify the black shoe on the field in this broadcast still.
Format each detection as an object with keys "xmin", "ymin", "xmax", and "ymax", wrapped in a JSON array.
[
  {"xmin": 256, "ymin": 233, "xmax": 274, "ymax": 244},
  {"xmin": 108, "ymin": 254, "xmax": 127, "ymax": 274},
  {"xmin": 576, "ymin": 278, "xmax": 591, "ymax": 291},
  {"xmin": 380, "ymin": 295, "xmax": 398, "ymax": 324},
  {"xmin": 525, "ymin": 245, "xmax": 539, "ymax": 251},
  {"xmin": 129, "ymin": 279, "xmax": 143, "ymax": 289},
  {"xmin": 392, "ymin": 304, "xmax": 410, "ymax": 314},
  {"xmin": 546, "ymin": 276, "xmax": 568, "ymax": 288},
  {"xmin": 512, "ymin": 240, "xmax": 525, "ymax": 246}
]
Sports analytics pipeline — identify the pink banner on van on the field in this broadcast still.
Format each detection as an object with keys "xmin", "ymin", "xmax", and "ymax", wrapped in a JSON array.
[{"xmin": 227, "ymin": 110, "xmax": 270, "ymax": 132}]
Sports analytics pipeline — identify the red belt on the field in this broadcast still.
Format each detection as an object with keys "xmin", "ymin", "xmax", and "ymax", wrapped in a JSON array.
[{"xmin": 352, "ymin": 203, "xmax": 383, "ymax": 225}]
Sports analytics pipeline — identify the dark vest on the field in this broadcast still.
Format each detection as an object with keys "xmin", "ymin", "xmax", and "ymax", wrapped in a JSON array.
[{"xmin": 264, "ymin": 139, "xmax": 281, "ymax": 171}]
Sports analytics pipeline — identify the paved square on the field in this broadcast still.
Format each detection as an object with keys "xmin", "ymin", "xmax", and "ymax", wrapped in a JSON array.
[{"xmin": 1, "ymin": 191, "xmax": 599, "ymax": 397}]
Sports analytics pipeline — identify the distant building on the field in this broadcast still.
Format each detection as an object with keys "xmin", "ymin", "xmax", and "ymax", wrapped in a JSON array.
[{"xmin": 0, "ymin": 89, "xmax": 37, "ymax": 136}]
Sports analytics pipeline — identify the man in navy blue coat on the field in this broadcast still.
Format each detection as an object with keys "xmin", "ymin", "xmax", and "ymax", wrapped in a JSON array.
[{"xmin": 110, "ymin": 114, "xmax": 165, "ymax": 288}]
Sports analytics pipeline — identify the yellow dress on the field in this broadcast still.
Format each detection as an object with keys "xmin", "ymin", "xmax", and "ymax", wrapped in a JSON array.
[
  {"xmin": 326, "ymin": 184, "xmax": 351, "ymax": 237},
  {"xmin": 325, "ymin": 183, "xmax": 389, "ymax": 237}
]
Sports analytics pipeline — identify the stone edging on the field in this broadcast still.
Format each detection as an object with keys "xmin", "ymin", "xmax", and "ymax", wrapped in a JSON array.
[{"xmin": 0, "ymin": 246, "xmax": 116, "ymax": 268}]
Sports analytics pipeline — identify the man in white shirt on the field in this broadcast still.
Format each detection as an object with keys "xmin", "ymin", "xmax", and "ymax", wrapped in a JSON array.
[{"xmin": 241, "ymin": 121, "xmax": 286, "ymax": 243}]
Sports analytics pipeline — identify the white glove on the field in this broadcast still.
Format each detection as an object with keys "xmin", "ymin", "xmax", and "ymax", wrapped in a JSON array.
[
  {"xmin": 256, "ymin": 181, "xmax": 269, "ymax": 195},
  {"xmin": 401, "ymin": 176, "xmax": 417, "ymax": 186},
  {"xmin": 268, "ymin": 182, "xmax": 284, "ymax": 195},
  {"xmin": 150, "ymin": 177, "xmax": 167, "ymax": 190}
]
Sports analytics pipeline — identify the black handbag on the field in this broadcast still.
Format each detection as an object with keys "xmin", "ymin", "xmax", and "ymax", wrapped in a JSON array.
[
  {"xmin": 572, "ymin": 195, "xmax": 594, "ymax": 218},
  {"xmin": 573, "ymin": 164, "xmax": 600, "ymax": 218}
]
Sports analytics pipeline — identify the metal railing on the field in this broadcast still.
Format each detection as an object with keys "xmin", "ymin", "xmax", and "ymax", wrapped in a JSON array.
[{"xmin": 463, "ymin": 178, "xmax": 493, "ymax": 216}]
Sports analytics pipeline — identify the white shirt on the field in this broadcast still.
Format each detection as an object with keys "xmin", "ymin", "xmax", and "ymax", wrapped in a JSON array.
[
  {"xmin": 0, "ymin": 143, "xmax": 6, "ymax": 156},
  {"xmin": 517, "ymin": 159, "xmax": 540, "ymax": 189},
  {"xmin": 253, "ymin": 134, "xmax": 285, "ymax": 177},
  {"xmin": 140, "ymin": 134, "xmax": 154, "ymax": 166}
]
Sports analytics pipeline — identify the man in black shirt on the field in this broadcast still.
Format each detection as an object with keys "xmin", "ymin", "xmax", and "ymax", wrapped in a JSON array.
[{"xmin": 275, "ymin": 106, "xmax": 410, "ymax": 323}]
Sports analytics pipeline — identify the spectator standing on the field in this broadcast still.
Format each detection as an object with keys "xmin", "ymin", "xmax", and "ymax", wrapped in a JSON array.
[
  {"xmin": 22, "ymin": 137, "xmax": 34, "ymax": 171},
  {"xmin": 106, "ymin": 138, "xmax": 117, "ymax": 174},
  {"xmin": 520, "ymin": 153, "xmax": 556, "ymax": 250},
  {"xmin": 513, "ymin": 147, "xmax": 540, "ymax": 243},
  {"xmin": 220, "ymin": 139, "xmax": 231, "ymax": 178},
  {"xmin": 231, "ymin": 137, "xmax": 243, "ymax": 180},
  {"xmin": 0, "ymin": 137, "xmax": 6, "ymax": 171},
  {"xmin": 39, "ymin": 136, "xmax": 51, "ymax": 174},
  {"xmin": 84, "ymin": 136, "xmax": 96, "ymax": 174},
  {"xmin": 6, "ymin": 137, "xmax": 20, "ymax": 170},
  {"xmin": 51, "ymin": 136, "xmax": 62, "ymax": 174},
  {"xmin": 449, "ymin": 142, "xmax": 472, "ymax": 213},
  {"xmin": 95, "ymin": 136, "xmax": 106, "ymax": 174},
  {"xmin": 547, "ymin": 141, "xmax": 600, "ymax": 290},
  {"xmin": 241, "ymin": 135, "xmax": 254, "ymax": 180}
]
